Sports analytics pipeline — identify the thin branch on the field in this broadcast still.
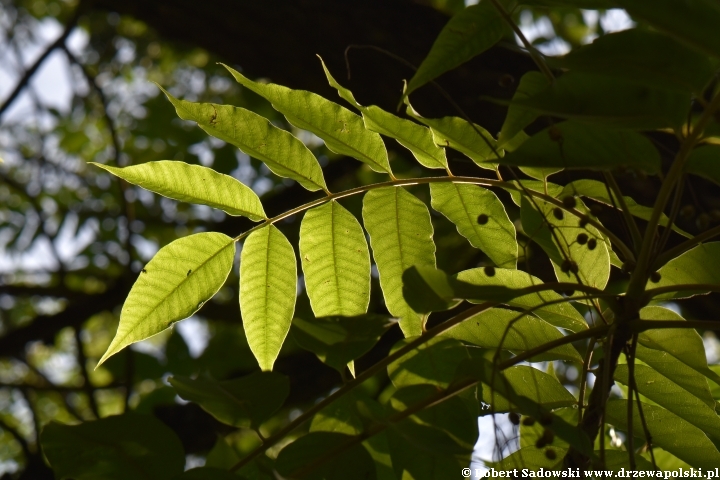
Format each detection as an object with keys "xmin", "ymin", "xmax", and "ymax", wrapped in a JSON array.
[
  {"xmin": 74, "ymin": 328, "xmax": 99, "ymax": 419},
  {"xmin": 0, "ymin": 8, "xmax": 81, "ymax": 121},
  {"xmin": 603, "ymin": 172, "xmax": 642, "ymax": 254}
]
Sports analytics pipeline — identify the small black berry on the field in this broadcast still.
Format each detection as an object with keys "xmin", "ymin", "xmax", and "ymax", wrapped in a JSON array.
[
  {"xmin": 509, "ymin": 412, "xmax": 520, "ymax": 425},
  {"xmin": 561, "ymin": 260, "xmax": 572, "ymax": 273},
  {"xmin": 576, "ymin": 233, "xmax": 588, "ymax": 245},
  {"xmin": 545, "ymin": 448, "xmax": 557, "ymax": 460},
  {"xmin": 562, "ymin": 196, "xmax": 576, "ymax": 209},
  {"xmin": 553, "ymin": 208, "xmax": 564, "ymax": 220},
  {"xmin": 650, "ymin": 271, "xmax": 661, "ymax": 283},
  {"xmin": 484, "ymin": 266, "xmax": 496, "ymax": 277},
  {"xmin": 569, "ymin": 261, "xmax": 579, "ymax": 274},
  {"xmin": 579, "ymin": 217, "xmax": 589, "ymax": 228},
  {"xmin": 587, "ymin": 238, "xmax": 597, "ymax": 250},
  {"xmin": 477, "ymin": 214, "xmax": 489, "ymax": 225}
]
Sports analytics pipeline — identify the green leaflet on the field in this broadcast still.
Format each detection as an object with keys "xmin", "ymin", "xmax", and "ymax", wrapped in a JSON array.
[
  {"xmin": 605, "ymin": 399, "xmax": 720, "ymax": 469},
  {"xmin": 442, "ymin": 307, "xmax": 582, "ymax": 362},
  {"xmin": 456, "ymin": 267, "xmax": 587, "ymax": 332},
  {"xmin": 429, "ymin": 182, "xmax": 517, "ymax": 268},
  {"xmin": 481, "ymin": 365, "xmax": 577, "ymax": 413},
  {"xmin": 92, "ymin": 161, "xmax": 266, "ymax": 220},
  {"xmin": 223, "ymin": 64, "xmax": 392, "ymax": 175},
  {"xmin": 614, "ymin": 364, "xmax": 720, "ymax": 443},
  {"xmin": 638, "ymin": 306, "xmax": 720, "ymax": 386},
  {"xmin": 310, "ymin": 391, "xmax": 365, "ymax": 436},
  {"xmin": 386, "ymin": 385, "xmax": 477, "ymax": 472},
  {"xmin": 503, "ymin": 121, "xmax": 662, "ymax": 174},
  {"xmin": 387, "ymin": 337, "xmax": 469, "ymax": 389},
  {"xmin": 168, "ymin": 371, "xmax": 289, "ymax": 429},
  {"xmin": 616, "ymin": 0, "xmax": 720, "ymax": 59},
  {"xmin": 650, "ymin": 242, "xmax": 720, "ymax": 299},
  {"xmin": 686, "ymin": 145, "xmax": 720, "ymax": 186},
  {"xmin": 521, "ymin": 195, "xmax": 610, "ymax": 290},
  {"xmin": 292, "ymin": 314, "xmax": 394, "ymax": 374},
  {"xmin": 555, "ymin": 29, "xmax": 718, "ymax": 95},
  {"xmin": 98, "ymin": 232, "xmax": 235, "ymax": 366},
  {"xmin": 404, "ymin": 1, "xmax": 507, "ymax": 98},
  {"xmin": 406, "ymin": 102, "xmax": 498, "ymax": 170},
  {"xmin": 497, "ymin": 71, "xmax": 550, "ymax": 147},
  {"xmin": 635, "ymin": 344, "xmax": 716, "ymax": 409},
  {"xmin": 41, "ymin": 413, "xmax": 185, "ymax": 480},
  {"xmin": 240, "ymin": 225, "xmax": 297, "ymax": 371},
  {"xmin": 362, "ymin": 187, "xmax": 436, "ymax": 337},
  {"xmin": 160, "ymin": 88, "xmax": 326, "ymax": 192},
  {"xmin": 320, "ymin": 59, "xmax": 447, "ymax": 170},
  {"xmin": 562, "ymin": 179, "xmax": 691, "ymax": 238},
  {"xmin": 299, "ymin": 201, "xmax": 370, "ymax": 317},
  {"xmin": 275, "ymin": 432, "xmax": 376, "ymax": 480},
  {"xmin": 507, "ymin": 72, "xmax": 689, "ymax": 130}
]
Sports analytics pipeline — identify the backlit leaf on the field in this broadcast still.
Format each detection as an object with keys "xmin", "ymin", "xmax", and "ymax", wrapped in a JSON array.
[
  {"xmin": 406, "ymin": 103, "xmax": 498, "ymax": 170},
  {"xmin": 363, "ymin": 187, "xmax": 436, "ymax": 336},
  {"xmin": 443, "ymin": 307, "xmax": 582, "ymax": 362},
  {"xmin": 429, "ymin": 183, "xmax": 517, "ymax": 268},
  {"xmin": 224, "ymin": 65, "xmax": 391, "ymax": 175},
  {"xmin": 405, "ymin": 1, "xmax": 507, "ymax": 97},
  {"xmin": 498, "ymin": 71, "xmax": 549, "ymax": 147},
  {"xmin": 240, "ymin": 225, "xmax": 297, "ymax": 371},
  {"xmin": 320, "ymin": 59, "xmax": 447, "ymax": 170},
  {"xmin": 92, "ymin": 161, "xmax": 266, "ymax": 220},
  {"xmin": 456, "ymin": 267, "xmax": 587, "ymax": 332},
  {"xmin": 300, "ymin": 201, "xmax": 370, "ymax": 317},
  {"xmin": 650, "ymin": 242, "xmax": 720, "ymax": 298},
  {"xmin": 388, "ymin": 337, "xmax": 469, "ymax": 389},
  {"xmin": 98, "ymin": 232, "xmax": 235, "ymax": 366},
  {"xmin": 168, "ymin": 371, "xmax": 289, "ymax": 428},
  {"xmin": 605, "ymin": 399, "xmax": 720, "ymax": 469},
  {"xmin": 614, "ymin": 364, "xmax": 720, "ymax": 443},
  {"xmin": 160, "ymin": 89, "xmax": 326, "ymax": 192}
]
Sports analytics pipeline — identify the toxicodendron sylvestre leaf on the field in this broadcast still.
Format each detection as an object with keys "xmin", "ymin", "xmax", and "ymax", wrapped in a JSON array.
[
  {"xmin": 363, "ymin": 187, "xmax": 436, "ymax": 337},
  {"xmin": 240, "ymin": 225, "xmax": 297, "ymax": 371},
  {"xmin": 429, "ymin": 183, "xmax": 517, "ymax": 268},
  {"xmin": 98, "ymin": 232, "xmax": 235, "ymax": 367},
  {"xmin": 299, "ymin": 201, "xmax": 371, "ymax": 317},
  {"xmin": 405, "ymin": 0, "xmax": 507, "ymax": 98},
  {"xmin": 319, "ymin": 58, "xmax": 447, "ymax": 170},
  {"xmin": 222, "ymin": 64, "xmax": 392, "ymax": 176},
  {"xmin": 159, "ymin": 87, "xmax": 327, "ymax": 192},
  {"xmin": 92, "ymin": 161, "xmax": 266, "ymax": 221},
  {"xmin": 406, "ymin": 101, "xmax": 499, "ymax": 170},
  {"xmin": 497, "ymin": 71, "xmax": 550, "ymax": 147}
]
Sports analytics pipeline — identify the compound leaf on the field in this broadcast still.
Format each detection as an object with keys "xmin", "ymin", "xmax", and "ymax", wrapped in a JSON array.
[
  {"xmin": 650, "ymin": 242, "xmax": 720, "ymax": 299},
  {"xmin": 160, "ymin": 89, "xmax": 326, "ymax": 192},
  {"xmin": 92, "ymin": 161, "xmax": 266, "ymax": 221},
  {"xmin": 240, "ymin": 225, "xmax": 297, "ymax": 371},
  {"xmin": 300, "ymin": 201, "xmax": 370, "ymax": 317},
  {"xmin": 98, "ymin": 232, "xmax": 235, "ymax": 366}
]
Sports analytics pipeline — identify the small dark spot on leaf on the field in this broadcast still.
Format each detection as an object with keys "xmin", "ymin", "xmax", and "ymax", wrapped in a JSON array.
[
  {"xmin": 576, "ymin": 233, "xmax": 588, "ymax": 245},
  {"xmin": 509, "ymin": 412, "xmax": 520, "ymax": 425},
  {"xmin": 484, "ymin": 266, "xmax": 496, "ymax": 277},
  {"xmin": 650, "ymin": 271, "xmax": 661, "ymax": 283},
  {"xmin": 587, "ymin": 238, "xmax": 597, "ymax": 250},
  {"xmin": 187, "ymin": 270, "xmax": 192, "ymax": 276},
  {"xmin": 579, "ymin": 217, "xmax": 589, "ymax": 228},
  {"xmin": 553, "ymin": 208, "xmax": 564, "ymax": 220},
  {"xmin": 561, "ymin": 260, "xmax": 572, "ymax": 273},
  {"xmin": 477, "ymin": 214, "xmax": 489, "ymax": 225},
  {"xmin": 545, "ymin": 448, "xmax": 557, "ymax": 460},
  {"xmin": 142, "ymin": 269, "xmax": 147, "ymax": 273}
]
